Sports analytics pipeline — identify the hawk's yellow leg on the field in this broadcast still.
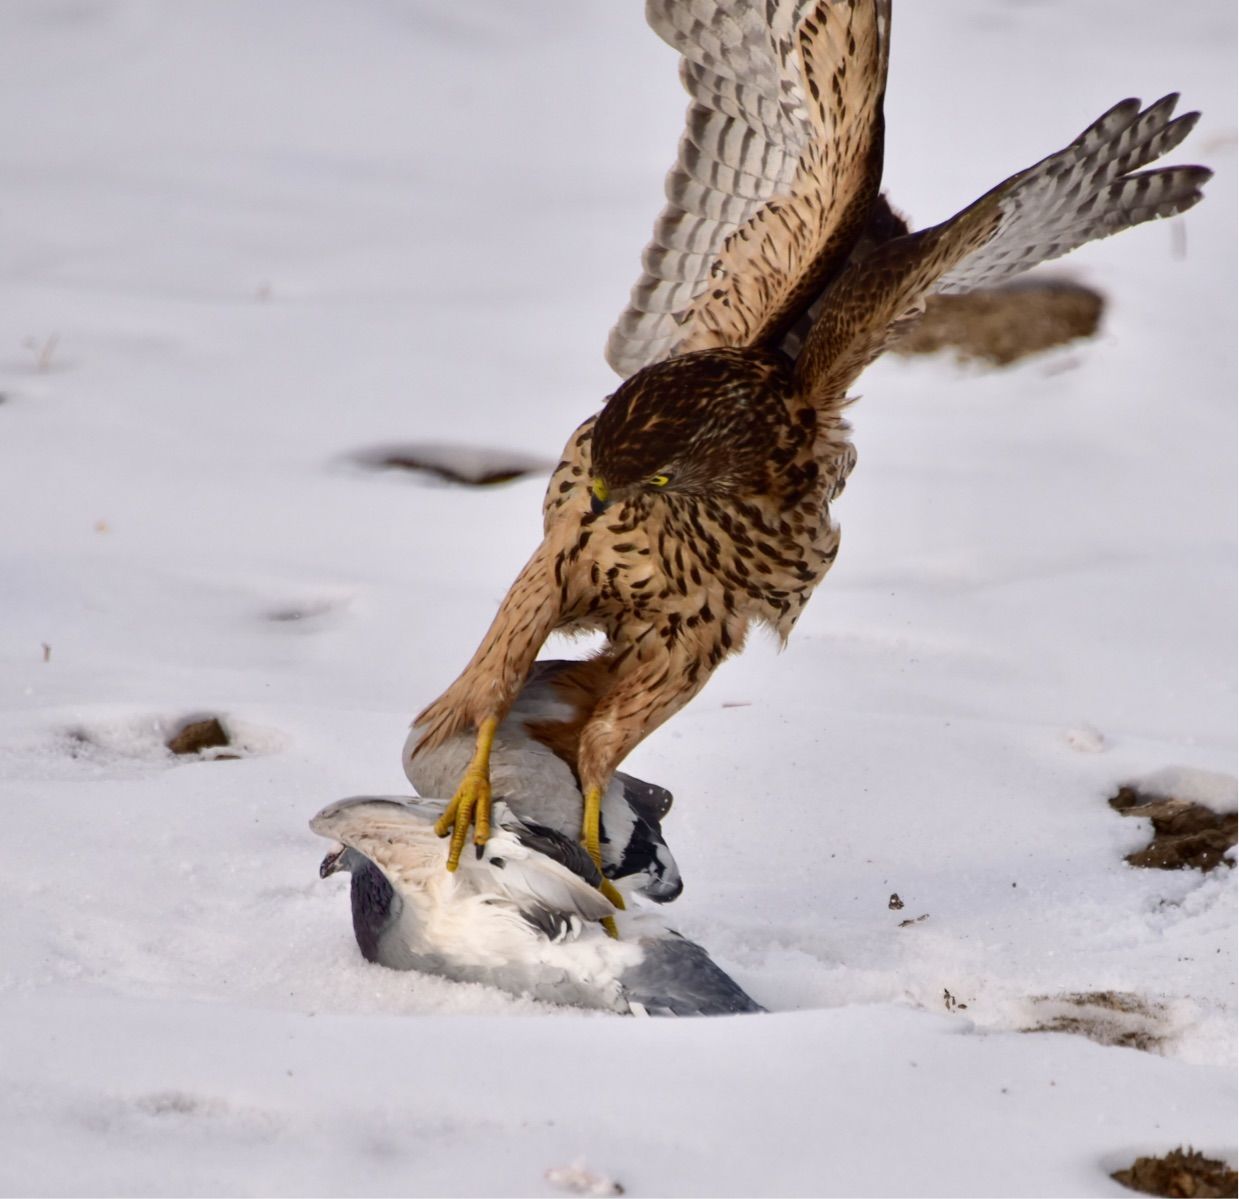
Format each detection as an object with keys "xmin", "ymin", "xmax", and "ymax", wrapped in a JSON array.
[
  {"xmin": 582, "ymin": 784, "xmax": 625, "ymax": 937},
  {"xmin": 434, "ymin": 716, "xmax": 498, "ymax": 871}
]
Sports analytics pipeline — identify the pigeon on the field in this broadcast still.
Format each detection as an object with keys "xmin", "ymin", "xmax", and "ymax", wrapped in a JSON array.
[{"xmin": 311, "ymin": 795, "xmax": 762, "ymax": 1017}]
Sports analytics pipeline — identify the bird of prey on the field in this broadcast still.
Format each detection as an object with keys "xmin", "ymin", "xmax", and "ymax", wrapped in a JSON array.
[
  {"xmin": 412, "ymin": 0, "xmax": 1210, "ymax": 894},
  {"xmin": 311, "ymin": 796, "xmax": 763, "ymax": 1017},
  {"xmin": 405, "ymin": 658, "xmax": 683, "ymax": 910}
]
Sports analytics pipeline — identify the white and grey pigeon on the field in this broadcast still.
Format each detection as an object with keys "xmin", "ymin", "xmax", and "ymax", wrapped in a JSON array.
[
  {"xmin": 403, "ymin": 659, "xmax": 683, "ymax": 903},
  {"xmin": 311, "ymin": 795, "xmax": 763, "ymax": 1017}
]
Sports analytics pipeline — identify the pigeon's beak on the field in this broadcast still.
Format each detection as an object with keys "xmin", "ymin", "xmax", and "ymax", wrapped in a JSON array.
[
  {"xmin": 590, "ymin": 475, "xmax": 612, "ymax": 516},
  {"xmin": 319, "ymin": 844, "xmax": 347, "ymax": 878}
]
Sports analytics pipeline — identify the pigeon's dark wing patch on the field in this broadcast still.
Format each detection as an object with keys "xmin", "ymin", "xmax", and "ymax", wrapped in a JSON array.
[
  {"xmin": 512, "ymin": 821, "xmax": 604, "ymax": 889},
  {"xmin": 517, "ymin": 905, "xmax": 579, "ymax": 943},
  {"xmin": 615, "ymin": 771, "xmax": 675, "ymax": 823}
]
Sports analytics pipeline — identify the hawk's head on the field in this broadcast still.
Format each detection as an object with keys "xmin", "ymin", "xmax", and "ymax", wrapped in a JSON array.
[{"xmin": 589, "ymin": 347, "xmax": 800, "ymax": 511}]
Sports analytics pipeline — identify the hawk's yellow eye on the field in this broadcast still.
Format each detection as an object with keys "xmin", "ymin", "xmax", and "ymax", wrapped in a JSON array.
[{"xmin": 649, "ymin": 473, "xmax": 671, "ymax": 488}]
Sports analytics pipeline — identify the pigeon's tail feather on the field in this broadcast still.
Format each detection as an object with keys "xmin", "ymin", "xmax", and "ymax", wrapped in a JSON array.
[{"xmin": 621, "ymin": 934, "xmax": 764, "ymax": 1017}]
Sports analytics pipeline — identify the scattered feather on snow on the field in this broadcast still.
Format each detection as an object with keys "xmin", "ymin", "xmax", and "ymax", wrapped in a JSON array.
[{"xmin": 546, "ymin": 1162, "xmax": 625, "ymax": 1197}]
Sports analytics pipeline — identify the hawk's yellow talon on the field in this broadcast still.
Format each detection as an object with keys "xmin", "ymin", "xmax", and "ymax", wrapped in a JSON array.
[
  {"xmin": 581, "ymin": 784, "xmax": 604, "ymax": 865},
  {"xmin": 436, "ymin": 717, "xmax": 498, "ymax": 871},
  {"xmin": 582, "ymin": 785, "xmax": 626, "ymax": 931},
  {"xmin": 432, "ymin": 797, "xmax": 459, "ymax": 840},
  {"xmin": 599, "ymin": 876, "xmax": 625, "ymax": 910}
]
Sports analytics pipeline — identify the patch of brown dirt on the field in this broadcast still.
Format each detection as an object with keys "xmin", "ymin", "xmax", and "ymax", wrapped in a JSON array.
[
  {"xmin": 1110, "ymin": 786, "xmax": 1236, "ymax": 872},
  {"xmin": 166, "ymin": 716, "xmax": 236, "ymax": 758},
  {"xmin": 891, "ymin": 279, "xmax": 1104, "ymax": 367},
  {"xmin": 1023, "ymin": 991, "xmax": 1166, "ymax": 1052},
  {"xmin": 1112, "ymin": 1147, "xmax": 1238, "ymax": 1198}
]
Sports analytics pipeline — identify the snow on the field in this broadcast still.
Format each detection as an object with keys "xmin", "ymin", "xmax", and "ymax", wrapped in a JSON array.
[
  {"xmin": 1128, "ymin": 766, "xmax": 1238, "ymax": 815},
  {"xmin": 0, "ymin": 1, "xmax": 1234, "ymax": 1195}
]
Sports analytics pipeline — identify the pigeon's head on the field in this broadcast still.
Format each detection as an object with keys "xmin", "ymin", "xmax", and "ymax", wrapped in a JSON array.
[{"xmin": 319, "ymin": 843, "xmax": 367, "ymax": 878}]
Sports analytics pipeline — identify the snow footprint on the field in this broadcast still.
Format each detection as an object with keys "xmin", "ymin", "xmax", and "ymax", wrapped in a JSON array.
[
  {"xmin": 73, "ymin": 1089, "xmax": 281, "ymax": 1143},
  {"xmin": 1017, "ymin": 991, "xmax": 1176, "ymax": 1053},
  {"xmin": 60, "ymin": 712, "xmax": 288, "ymax": 773}
]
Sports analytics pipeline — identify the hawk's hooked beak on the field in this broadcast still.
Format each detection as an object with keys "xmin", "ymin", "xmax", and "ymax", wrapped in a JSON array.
[{"xmin": 590, "ymin": 475, "xmax": 612, "ymax": 516}]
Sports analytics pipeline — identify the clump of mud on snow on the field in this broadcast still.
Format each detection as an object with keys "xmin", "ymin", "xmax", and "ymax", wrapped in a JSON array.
[
  {"xmin": 891, "ymin": 278, "xmax": 1104, "ymax": 366},
  {"xmin": 1111, "ymin": 1147, "xmax": 1238, "ymax": 1198},
  {"xmin": 166, "ymin": 716, "xmax": 238, "ymax": 759},
  {"xmin": 1110, "ymin": 785, "xmax": 1237, "ymax": 872}
]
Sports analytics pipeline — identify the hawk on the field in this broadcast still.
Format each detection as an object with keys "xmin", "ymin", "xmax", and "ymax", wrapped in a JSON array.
[{"xmin": 411, "ymin": 0, "xmax": 1209, "ymax": 904}]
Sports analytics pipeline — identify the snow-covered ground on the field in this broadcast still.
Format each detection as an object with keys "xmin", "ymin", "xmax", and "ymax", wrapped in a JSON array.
[{"xmin": 1, "ymin": 2, "xmax": 1235, "ymax": 1195}]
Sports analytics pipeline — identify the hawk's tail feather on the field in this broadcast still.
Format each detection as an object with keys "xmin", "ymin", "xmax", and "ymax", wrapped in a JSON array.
[{"xmin": 795, "ymin": 92, "xmax": 1210, "ymax": 409}]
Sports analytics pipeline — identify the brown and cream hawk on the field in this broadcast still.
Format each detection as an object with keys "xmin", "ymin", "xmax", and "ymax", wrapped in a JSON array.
[{"xmin": 410, "ymin": 0, "xmax": 1210, "ymax": 906}]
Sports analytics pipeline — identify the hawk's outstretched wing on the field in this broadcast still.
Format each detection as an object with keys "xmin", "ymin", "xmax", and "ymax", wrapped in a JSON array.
[
  {"xmin": 606, "ymin": 0, "xmax": 891, "ymax": 379},
  {"xmin": 796, "ymin": 94, "xmax": 1211, "ymax": 408}
]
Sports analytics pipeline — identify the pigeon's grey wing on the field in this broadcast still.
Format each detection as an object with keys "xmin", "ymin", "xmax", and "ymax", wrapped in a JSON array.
[
  {"xmin": 311, "ymin": 794, "xmax": 444, "ymax": 831},
  {"xmin": 478, "ymin": 820, "xmax": 617, "ymax": 925},
  {"xmin": 309, "ymin": 796, "xmax": 445, "ymax": 886},
  {"xmin": 508, "ymin": 820, "xmax": 604, "ymax": 888},
  {"xmin": 797, "ymin": 95, "xmax": 1210, "ymax": 410},
  {"xmin": 621, "ymin": 933, "xmax": 765, "ymax": 1017},
  {"xmin": 606, "ymin": 0, "xmax": 890, "ymax": 378}
]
